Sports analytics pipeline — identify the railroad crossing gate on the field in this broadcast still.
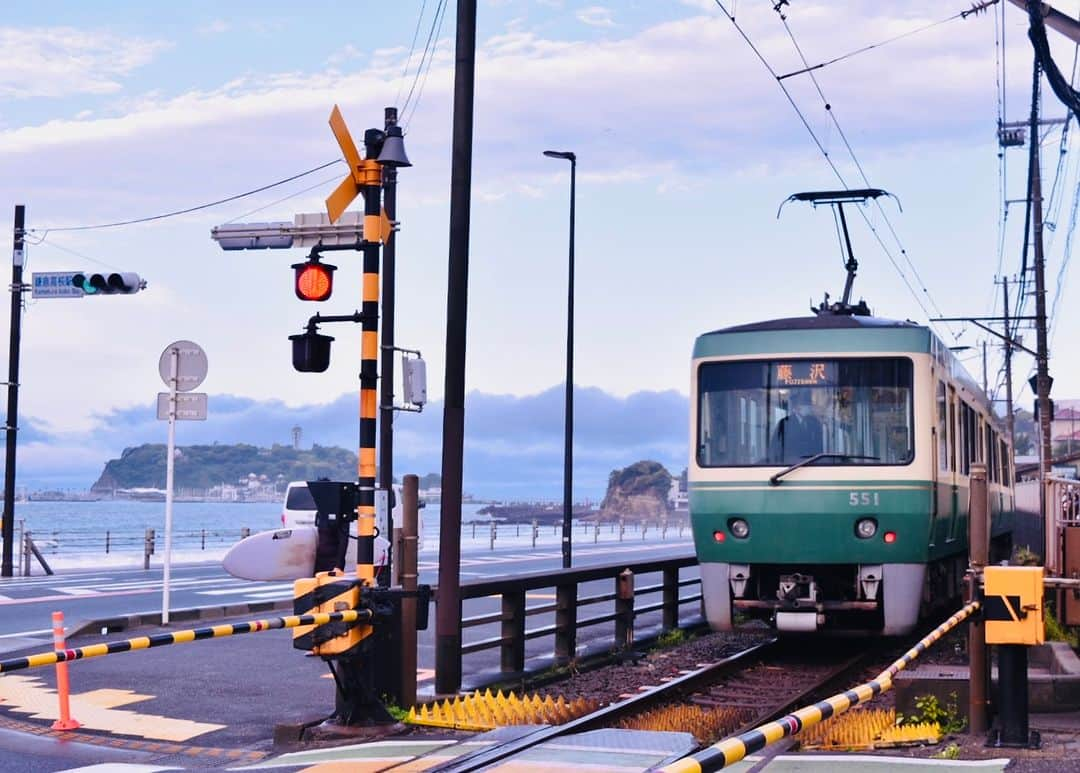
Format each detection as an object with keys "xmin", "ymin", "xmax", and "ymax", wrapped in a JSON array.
[
  {"xmin": 293, "ymin": 570, "xmax": 371, "ymax": 655},
  {"xmin": 984, "ymin": 565, "xmax": 1045, "ymax": 646}
]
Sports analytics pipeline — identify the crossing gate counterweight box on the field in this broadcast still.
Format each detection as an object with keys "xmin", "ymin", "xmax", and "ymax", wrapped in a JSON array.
[
  {"xmin": 984, "ymin": 566, "xmax": 1044, "ymax": 646},
  {"xmin": 293, "ymin": 570, "xmax": 371, "ymax": 655}
]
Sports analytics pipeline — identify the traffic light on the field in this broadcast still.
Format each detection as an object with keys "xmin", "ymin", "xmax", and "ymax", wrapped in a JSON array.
[
  {"xmin": 293, "ymin": 255, "xmax": 336, "ymax": 302},
  {"xmin": 71, "ymin": 272, "xmax": 145, "ymax": 295}
]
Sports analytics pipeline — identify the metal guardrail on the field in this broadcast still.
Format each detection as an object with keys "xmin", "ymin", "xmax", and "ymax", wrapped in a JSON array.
[{"xmin": 449, "ymin": 553, "xmax": 701, "ymax": 681}]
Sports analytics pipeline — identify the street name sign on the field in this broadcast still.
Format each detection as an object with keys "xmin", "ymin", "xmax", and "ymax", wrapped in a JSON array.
[
  {"xmin": 157, "ymin": 392, "xmax": 207, "ymax": 421},
  {"xmin": 31, "ymin": 272, "xmax": 82, "ymax": 298}
]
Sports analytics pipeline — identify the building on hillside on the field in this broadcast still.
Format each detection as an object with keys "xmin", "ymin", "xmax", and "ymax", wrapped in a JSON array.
[{"xmin": 1052, "ymin": 400, "xmax": 1080, "ymax": 452}]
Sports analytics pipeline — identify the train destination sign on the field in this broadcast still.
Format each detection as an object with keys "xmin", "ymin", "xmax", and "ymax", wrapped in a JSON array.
[{"xmin": 774, "ymin": 361, "xmax": 836, "ymax": 387}]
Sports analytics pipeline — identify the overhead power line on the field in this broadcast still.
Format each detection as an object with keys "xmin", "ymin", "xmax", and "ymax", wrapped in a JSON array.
[
  {"xmin": 26, "ymin": 159, "xmax": 344, "ymax": 237},
  {"xmin": 396, "ymin": 0, "xmax": 431, "ymax": 108}
]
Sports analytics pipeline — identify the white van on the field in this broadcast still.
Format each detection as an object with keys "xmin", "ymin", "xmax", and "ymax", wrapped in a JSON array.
[{"xmin": 280, "ymin": 481, "xmax": 421, "ymax": 571}]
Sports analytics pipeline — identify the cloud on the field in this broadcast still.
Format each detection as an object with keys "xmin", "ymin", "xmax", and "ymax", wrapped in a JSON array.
[
  {"xmin": 577, "ymin": 7, "xmax": 615, "ymax": 28},
  {"xmin": 17, "ymin": 386, "xmax": 689, "ymax": 499},
  {"xmin": 0, "ymin": 27, "xmax": 170, "ymax": 98},
  {"xmin": 199, "ymin": 20, "xmax": 231, "ymax": 36}
]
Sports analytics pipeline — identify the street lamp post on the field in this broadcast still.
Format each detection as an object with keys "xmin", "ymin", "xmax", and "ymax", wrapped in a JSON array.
[{"xmin": 544, "ymin": 149, "xmax": 576, "ymax": 569}]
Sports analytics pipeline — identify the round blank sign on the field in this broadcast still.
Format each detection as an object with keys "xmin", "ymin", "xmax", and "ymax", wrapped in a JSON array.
[{"xmin": 158, "ymin": 340, "xmax": 208, "ymax": 392}]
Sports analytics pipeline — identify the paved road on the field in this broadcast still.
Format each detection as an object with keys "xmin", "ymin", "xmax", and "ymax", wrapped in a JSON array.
[{"xmin": 0, "ymin": 535, "xmax": 699, "ymax": 770}]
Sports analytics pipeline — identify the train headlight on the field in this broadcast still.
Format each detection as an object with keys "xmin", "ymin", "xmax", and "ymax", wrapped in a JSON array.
[
  {"xmin": 729, "ymin": 518, "xmax": 750, "ymax": 539},
  {"xmin": 855, "ymin": 518, "xmax": 878, "ymax": 539}
]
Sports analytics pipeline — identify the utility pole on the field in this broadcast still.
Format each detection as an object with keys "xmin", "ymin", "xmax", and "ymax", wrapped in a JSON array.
[
  {"xmin": 1, "ymin": 205, "xmax": 24, "ymax": 578},
  {"xmin": 981, "ymin": 340, "xmax": 988, "ymax": 396},
  {"xmin": 1030, "ymin": 64, "xmax": 1053, "ymax": 498},
  {"xmin": 378, "ymin": 106, "xmax": 399, "ymax": 589},
  {"xmin": 437, "ymin": 0, "xmax": 477, "ymax": 696}
]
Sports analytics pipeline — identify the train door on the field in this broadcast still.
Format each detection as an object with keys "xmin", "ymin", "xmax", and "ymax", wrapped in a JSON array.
[
  {"xmin": 947, "ymin": 385, "xmax": 961, "ymax": 543},
  {"xmin": 933, "ymin": 380, "xmax": 950, "ymax": 547}
]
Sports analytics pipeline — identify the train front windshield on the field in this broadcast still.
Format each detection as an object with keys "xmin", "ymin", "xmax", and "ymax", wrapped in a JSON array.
[{"xmin": 697, "ymin": 358, "xmax": 914, "ymax": 467}]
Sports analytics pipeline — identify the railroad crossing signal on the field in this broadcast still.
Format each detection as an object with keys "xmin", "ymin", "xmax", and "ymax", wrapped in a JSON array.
[
  {"xmin": 326, "ymin": 105, "xmax": 365, "ymax": 224},
  {"xmin": 325, "ymin": 104, "xmax": 406, "ymax": 234},
  {"xmin": 293, "ymin": 254, "xmax": 336, "ymax": 302}
]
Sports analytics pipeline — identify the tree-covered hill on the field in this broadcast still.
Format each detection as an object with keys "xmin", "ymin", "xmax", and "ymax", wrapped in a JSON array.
[{"xmin": 91, "ymin": 443, "xmax": 358, "ymax": 492}]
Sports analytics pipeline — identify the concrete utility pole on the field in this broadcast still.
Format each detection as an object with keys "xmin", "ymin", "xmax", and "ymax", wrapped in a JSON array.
[
  {"xmin": 1, "ymin": 205, "xmax": 24, "ymax": 578},
  {"xmin": 1029, "ymin": 64, "xmax": 1054, "ymax": 496}
]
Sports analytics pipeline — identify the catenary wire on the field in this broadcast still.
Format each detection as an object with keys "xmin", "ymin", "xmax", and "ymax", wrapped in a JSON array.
[
  {"xmin": 710, "ymin": 1, "xmax": 943, "ymax": 333},
  {"xmin": 775, "ymin": 10, "xmax": 956, "ymax": 336},
  {"xmin": 25, "ymin": 159, "xmax": 344, "ymax": 237},
  {"xmin": 775, "ymin": 0, "xmax": 999, "ymax": 81}
]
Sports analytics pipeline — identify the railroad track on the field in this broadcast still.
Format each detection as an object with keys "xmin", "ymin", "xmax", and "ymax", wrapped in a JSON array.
[{"xmin": 426, "ymin": 636, "xmax": 878, "ymax": 772}]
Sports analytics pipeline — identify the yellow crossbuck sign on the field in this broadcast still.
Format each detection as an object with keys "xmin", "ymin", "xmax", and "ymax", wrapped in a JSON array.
[{"xmin": 325, "ymin": 104, "xmax": 393, "ymax": 242}]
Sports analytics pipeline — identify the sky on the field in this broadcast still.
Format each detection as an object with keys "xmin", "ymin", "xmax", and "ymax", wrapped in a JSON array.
[{"xmin": 2, "ymin": 0, "xmax": 1079, "ymax": 496}]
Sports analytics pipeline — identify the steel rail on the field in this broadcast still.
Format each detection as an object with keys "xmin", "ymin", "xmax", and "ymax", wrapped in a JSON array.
[
  {"xmin": 423, "ymin": 639, "xmax": 780, "ymax": 773},
  {"xmin": 0, "ymin": 609, "xmax": 371, "ymax": 674},
  {"xmin": 655, "ymin": 601, "xmax": 981, "ymax": 772}
]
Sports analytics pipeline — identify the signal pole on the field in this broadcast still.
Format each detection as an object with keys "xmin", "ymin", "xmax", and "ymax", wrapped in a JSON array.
[
  {"xmin": 379, "ymin": 106, "xmax": 399, "ymax": 588},
  {"xmin": 2, "ymin": 205, "xmax": 24, "ymax": 578}
]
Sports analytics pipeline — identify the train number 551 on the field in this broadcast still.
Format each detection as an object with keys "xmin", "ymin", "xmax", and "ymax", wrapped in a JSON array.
[{"xmin": 849, "ymin": 492, "xmax": 880, "ymax": 506}]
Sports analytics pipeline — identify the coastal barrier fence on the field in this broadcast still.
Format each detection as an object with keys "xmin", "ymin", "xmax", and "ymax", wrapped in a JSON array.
[
  {"xmin": 14, "ymin": 517, "xmax": 693, "ymax": 574},
  {"xmin": 14, "ymin": 520, "xmax": 253, "ymax": 575},
  {"xmin": 462, "ymin": 517, "xmax": 691, "ymax": 549}
]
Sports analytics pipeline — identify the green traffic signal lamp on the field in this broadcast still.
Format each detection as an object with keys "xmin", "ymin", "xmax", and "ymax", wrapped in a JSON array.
[
  {"xmin": 71, "ymin": 272, "xmax": 144, "ymax": 295},
  {"xmin": 293, "ymin": 255, "xmax": 336, "ymax": 302}
]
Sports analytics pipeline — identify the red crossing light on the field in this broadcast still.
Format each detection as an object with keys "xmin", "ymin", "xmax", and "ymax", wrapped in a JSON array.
[{"xmin": 293, "ymin": 257, "xmax": 336, "ymax": 302}]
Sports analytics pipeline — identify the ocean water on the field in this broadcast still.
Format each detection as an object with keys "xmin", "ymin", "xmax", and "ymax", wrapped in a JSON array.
[{"xmin": 6, "ymin": 500, "xmax": 679, "ymax": 570}]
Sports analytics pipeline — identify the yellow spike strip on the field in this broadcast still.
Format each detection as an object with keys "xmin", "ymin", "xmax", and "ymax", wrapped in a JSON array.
[
  {"xmin": 404, "ymin": 690, "xmax": 600, "ymax": 730},
  {"xmin": 800, "ymin": 708, "xmax": 943, "ymax": 751},
  {"xmin": 620, "ymin": 705, "xmax": 749, "ymax": 746}
]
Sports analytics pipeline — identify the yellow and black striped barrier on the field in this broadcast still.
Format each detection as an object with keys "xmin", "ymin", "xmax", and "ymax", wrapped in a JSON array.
[
  {"xmin": 0, "ymin": 609, "xmax": 372, "ymax": 675},
  {"xmin": 655, "ymin": 601, "xmax": 981, "ymax": 773}
]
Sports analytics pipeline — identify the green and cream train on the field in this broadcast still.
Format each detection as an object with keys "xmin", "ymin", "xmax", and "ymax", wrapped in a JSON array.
[{"xmin": 690, "ymin": 312, "xmax": 1013, "ymax": 635}]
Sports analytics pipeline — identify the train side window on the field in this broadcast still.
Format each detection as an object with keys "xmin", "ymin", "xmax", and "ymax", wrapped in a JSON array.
[
  {"xmin": 937, "ymin": 381, "xmax": 949, "ymax": 472},
  {"xmin": 960, "ymin": 403, "xmax": 971, "ymax": 475},
  {"xmin": 948, "ymin": 386, "xmax": 957, "ymax": 473},
  {"xmin": 1000, "ymin": 438, "xmax": 1010, "ymax": 483},
  {"xmin": 971, "ymin": 408, "xmax": 978, "ymax": 467}
]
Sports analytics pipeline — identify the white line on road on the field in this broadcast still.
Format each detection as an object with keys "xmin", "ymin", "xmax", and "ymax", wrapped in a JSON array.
[{"xmin": 0, "ymin": 628, "xmax": 51, "ymax": 639}]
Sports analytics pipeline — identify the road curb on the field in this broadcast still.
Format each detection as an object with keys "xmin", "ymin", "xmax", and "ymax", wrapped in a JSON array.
[{"xmin": 68, "ymin": 599, "xmax": 293, "ymax": 638}]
